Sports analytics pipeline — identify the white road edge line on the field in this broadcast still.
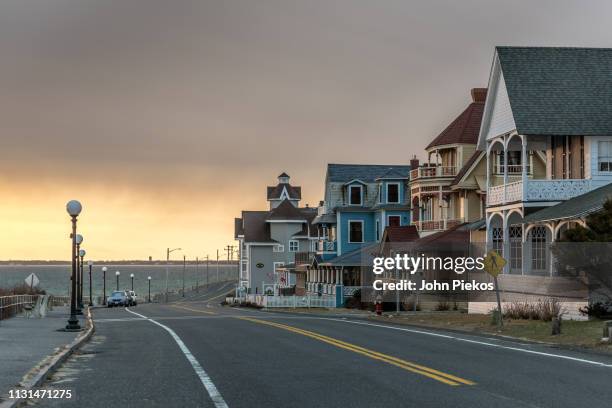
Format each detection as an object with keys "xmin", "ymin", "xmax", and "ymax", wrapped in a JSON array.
[
  {"xmin": 325, "ymin": 318, "xmax": 612, "ymax": 368},
  {"xmin": 125, "ymin": 308, "xmax": 229, "ymax": 408}
]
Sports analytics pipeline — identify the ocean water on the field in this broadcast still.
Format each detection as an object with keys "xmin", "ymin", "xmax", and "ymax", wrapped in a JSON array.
[{"xmin": 0, "ymin": 264, "xmax": 238, "ymax": 297}]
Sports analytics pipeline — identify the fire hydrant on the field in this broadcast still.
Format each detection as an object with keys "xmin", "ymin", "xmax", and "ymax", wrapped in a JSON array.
[{"xmin": 375, "ymin": 295, "xmax": 383, "ymax": 316}]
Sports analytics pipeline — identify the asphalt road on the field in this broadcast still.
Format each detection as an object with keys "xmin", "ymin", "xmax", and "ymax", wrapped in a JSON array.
[{"xmin": 32, "ymin": 287, "xmax": 612, "ymax": 408}]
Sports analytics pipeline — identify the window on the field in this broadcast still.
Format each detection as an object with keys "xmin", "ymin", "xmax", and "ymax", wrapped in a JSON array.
[
  {"xmin": 289, "ymin": 240, "xmax": 299, "ymax": 252},
  {"xmin": 531, "ymin": 226, "xmax": 547, "ymax": 271},
  {"xmin": 387, "ymin": 183, "xmax": 400, "ymax": 203},
  {"xmin": 492, "ymin": 227, "xmax": 503, "ymax": 256},
  {"xmin": 348, "ymin": 221, "xmax": 363, "ymax": 243},
  {"xmin": 378, "ymin": 184, "xmax": 382, "ymax": 203},
  {"xmin": 349, "ymin": 185, "xmax": 362, "ymax": 205},
  {"xmin": 509, "ymin": 226, "xmax": 522, "ymax": 270},
  {"xmin": 273, "ymin": 244, "xmax": 284, "ymax": 252},
  {"xmin": 388, "ymin": 215, "xmax": 401, "ymax": 227},
  {"xmin": 598, "ymin": 141, "xmax": 612, "ymax": 172}
]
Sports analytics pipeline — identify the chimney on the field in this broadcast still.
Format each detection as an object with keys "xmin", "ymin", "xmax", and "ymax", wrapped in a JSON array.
[
  {"xmin": 471, "ymin": 88, "xmax": 487, "ymax": 103},
  {"xmin": 410, "ymin": 155, "xmax": 419, "ymax": 170}
]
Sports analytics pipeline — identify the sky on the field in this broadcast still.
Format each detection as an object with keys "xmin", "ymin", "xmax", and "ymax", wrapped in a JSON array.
[{"xmin": 1, "ymin": 0, "xmax": 611, "ymax": 260}]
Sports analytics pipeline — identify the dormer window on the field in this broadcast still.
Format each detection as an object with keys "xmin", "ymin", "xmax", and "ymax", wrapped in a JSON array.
[
  {"xmin": 348, "ymin": 185, "xmax": 362, "ymax": 206},
  {"xmin": 386, "ymin": 183, "xmax": 400, "ymax": 204}
]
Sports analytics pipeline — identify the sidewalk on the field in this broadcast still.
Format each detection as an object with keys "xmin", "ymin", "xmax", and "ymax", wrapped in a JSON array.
[{"xmin": 0, "ymin": 307, "xmax": 86, "ymax": 402}]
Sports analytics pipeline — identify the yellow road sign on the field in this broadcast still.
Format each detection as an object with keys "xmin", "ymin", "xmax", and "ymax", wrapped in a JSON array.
[{"xmin": 483, "ymin": 250, "xmax": 506, "ymax": 277}]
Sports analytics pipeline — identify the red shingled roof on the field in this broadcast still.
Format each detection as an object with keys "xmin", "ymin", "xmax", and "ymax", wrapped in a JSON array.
[
  {"xmin": 382, "ymin": 226, "xmax": 420, "ymax": 243},
  {"xmin": 426, "ymin": 88, "xmax": 486, "ymax": 150}
]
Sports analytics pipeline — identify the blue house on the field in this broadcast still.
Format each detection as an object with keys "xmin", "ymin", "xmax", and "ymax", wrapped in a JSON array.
[{"xmin": 304, "ymin": 164, "xmax": 411, "ymax": 295}]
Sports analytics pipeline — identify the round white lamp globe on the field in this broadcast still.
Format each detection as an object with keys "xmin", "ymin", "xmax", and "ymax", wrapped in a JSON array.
[{"xmin": 66, "ymin": 200, "xmax": 82, "ymax": 217}]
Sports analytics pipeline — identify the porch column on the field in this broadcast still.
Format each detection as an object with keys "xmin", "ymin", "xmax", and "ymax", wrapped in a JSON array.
[
  {"xmin": 485, "ymin": 142, "xmax": 490, "ymax": 196},
  {"xmin": 549, "ymin": 222, "xmax": 556, "ymax": 276},
  {"xmin": 503, "ymin": 135, "xmax": 509, "ymax": 203},
  {"xmin": 502, "ymin": 209, "xmax": 510, "ymax": 274},
  {"xmin": 521, "ymin": 135, "xmax": 527, "ymax": 182},
  {"xmin": 521, "ymin": 225, "xmax": 527, "ymax": 276}
]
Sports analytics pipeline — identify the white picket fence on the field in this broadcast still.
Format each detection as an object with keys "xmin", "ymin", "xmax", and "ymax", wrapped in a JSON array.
[{"xmin": 232, "ymin": 294, "xmax": 337, "ymax": 308}]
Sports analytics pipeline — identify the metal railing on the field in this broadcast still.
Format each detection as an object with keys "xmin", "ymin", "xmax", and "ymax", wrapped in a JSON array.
[{"xmin": 0, "ymin": 295, "xmax": 39, "ymax": 320}]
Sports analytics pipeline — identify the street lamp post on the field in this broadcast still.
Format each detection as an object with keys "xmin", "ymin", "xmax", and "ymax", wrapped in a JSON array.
[
  {"xmin": 88, "ymin": 260, "xmax": 93, "ymax": 306},
  {"xmin": 74, "ymin": 235, "xmax": 83, "ymax": 315},
  {"xmin": 65, "ymin": 200, "xmax": 82, "ymax": 331},
  {"xmin": 165, "ymin": 247, "xmax": 181, "ymax": 303},
  {"xmin": 195, "ymin": 257, "xmax": 199, "ymax": 293},
  {"xmin": 182, "ymin": 255, "xmax": 186, "ymax": 297},
  {"xmin": 148, "ymin": 276, "xmax": 152, "ymax": 303},
  {"xmin": 130, "ymin": 273, "xmax": 134, "ymax": 291},
  {"xmin": 102, "ymin": 267, "xmax": 107, "ymax": 305},
  {"xmin": 78, "ymin": 249, "xmax": 86, "ymax": 313},
  {"xmin": 116, "ymin": 271, "xmax": 120, "ymax": 291}
]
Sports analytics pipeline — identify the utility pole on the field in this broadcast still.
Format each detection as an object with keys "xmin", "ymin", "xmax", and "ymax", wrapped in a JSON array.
[
  {"xmin": 195, "ymin": 256, "xmax": 199, "ymax": 293},
  {"xmin": 216, "ymin": 250, "xmax": 220, "ymax": 283},
  {"xmin": 206, "ymin": 255, "xmax": 210, "ymax": 286},
  {"xmin": 182, "ymin": 255, "xmax": 186, "ymax": 297}
]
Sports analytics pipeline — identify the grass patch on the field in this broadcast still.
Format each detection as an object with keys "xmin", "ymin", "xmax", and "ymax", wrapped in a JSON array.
[{"xmin": 371, "ymin": 312, "xmax": 612, "ymax": 351}]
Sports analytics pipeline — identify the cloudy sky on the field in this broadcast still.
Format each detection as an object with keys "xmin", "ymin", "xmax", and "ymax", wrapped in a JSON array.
[{"xmin": 1, "ymin": 0, "xmax": 611, "ymax": 260}]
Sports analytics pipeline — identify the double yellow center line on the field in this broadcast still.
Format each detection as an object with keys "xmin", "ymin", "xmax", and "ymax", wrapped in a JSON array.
[
  {"xmin": 238, "ymin": 317, "xmax": 475, "ymax": 387},
  {"xmin": 169, "ymin": 304, "xmax": 216, "ymax": 315}
]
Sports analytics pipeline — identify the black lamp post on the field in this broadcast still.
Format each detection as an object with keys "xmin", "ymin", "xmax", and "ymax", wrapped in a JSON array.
[
  {"xmin": 148, "ymin": 276, "xmax": 151, "ymax": 303},
  {"xmin": 88, "ymin": 260, "xmax": 93, "ymax": 306},
  {"xmin": 75, "ymin": 235, "xmax": 83, "ymax": 315},
  {"xmin": 65, "ymin": 200, "xmax": 82, "ymax": 331},
  {"xmin": 130, "ymin": 273, "xmax": 134, "ymax": 291},
  {"xmin": 116, "ymin": 271, "xmax": 120, "ymax": 291},
  {"xmin": 102, "ymin": 267, "xmax": 107, "ymax": 305},
  {"xmin": 78, "ymin": 249, "xmax": 86, "ymax": 313}
]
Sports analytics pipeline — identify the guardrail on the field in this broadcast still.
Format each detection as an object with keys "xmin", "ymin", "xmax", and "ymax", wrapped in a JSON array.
[{"xmin": 0, "ymin": 295, "xmax": 39, "ymax": 320}]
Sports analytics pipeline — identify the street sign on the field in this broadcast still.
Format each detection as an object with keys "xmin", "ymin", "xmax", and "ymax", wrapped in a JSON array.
[
  {"xmin": 483, "ymin": 250, "xmax": 505, "ymax": 329},
  {"xmin": 483, "ymin": 250, "xmax": 506, "ymax": 277},
  {"xmin": 25, "ymin": 273, "xmax": 40, "ymax": 289}
]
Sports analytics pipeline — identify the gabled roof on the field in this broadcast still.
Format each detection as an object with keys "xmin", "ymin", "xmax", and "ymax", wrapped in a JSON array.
[
  {"xmin": 426, "ymin": 88, "xmax": 486, "ymax": 150},
  {"xmin": 495, "ymin": 47, "xmax": 612, "ymax": 136},
  {"xmin": 523, "ymin": 182, "xmax": 612, "ymax": 224},
  {"xmin": 267, "ymin": 183, "xmax": 301, "ymax": 200},
  {"xmin": 413, "ymin": 224, "xmax": 471, "ymax": 249},
  {"xmin": 450, "ymin": 151, "xmax": 485, "ymax": 187},
  {"xmin": 267, "ymin": 200, "xmax": 307, "ymax": 221},
  {"xmin": 381, "ymin": 226, "xmax": 420, "ymax": 243},
  {"xmin": 326, "ymin": 164, "xmax": 410, "ymax": 183},
  {"xmin": 241, "ymin": 211, "xmax": 275, "ymax": 243},
  {"xmin": 375, "ymin": 168, "xmax": 410, "ymax": 180},
  {"xmin": 234, "ymin": 218, "xmax": 244, "ymax": 238}
]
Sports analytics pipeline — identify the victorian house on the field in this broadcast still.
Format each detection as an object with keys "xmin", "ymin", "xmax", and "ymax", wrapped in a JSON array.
[
  {"xmin": 480, "ymin": 47, "xmax": 612, "ymax": 276},
  {"xmin": 410, "ymin": 88, "xmax": 506, "ymax": 237},
  {"xmin": 304, "ymin": 164, "xmax": 412, "ymax": 295},
  {"xmin": 234, "ymin": 173, "xmax": 316, "ymax": 294}
]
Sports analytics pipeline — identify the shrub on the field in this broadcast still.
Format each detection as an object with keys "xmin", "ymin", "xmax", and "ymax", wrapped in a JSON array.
[
  {"xmin": 579, "ymin": 301, "xmax": 612, "ymax": 319},
  {"xmin": 503, "ymin": 299, "xmax": 565, "ymax": 321},
  {"xmin": 435, "ymin": 301, "xmax": 450, "ymax": 311}
]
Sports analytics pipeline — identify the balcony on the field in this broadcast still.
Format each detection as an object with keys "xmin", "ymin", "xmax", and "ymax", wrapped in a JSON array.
[
  {"xmin": 414, "ymin": 218, "xmax": 463, "ymax": 232},
  {"xmin": 410, "ymin": 166, "xmax": 457, "ymax": 180},
  {"xmin": 295, "ymin": 252, "xmax": 315, "ymax": 266},
  {"xmin": 487, "ymin": 179, "xmax": 592, "ymax": 206},
  {"xmin": 317, "ymin": 240, "xmax": 337, "ymax": 252}
]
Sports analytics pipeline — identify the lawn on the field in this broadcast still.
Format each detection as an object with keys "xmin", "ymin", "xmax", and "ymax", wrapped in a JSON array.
[{"xmin": 369, "ymin": 312, "xmax": 612, "ymax": 351}]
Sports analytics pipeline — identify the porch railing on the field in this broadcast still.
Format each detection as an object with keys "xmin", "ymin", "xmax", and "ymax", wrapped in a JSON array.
[
  {"xmin": 414, "ymin": 218, "xmax": 463, "ymax": 232},
  {"xmin": 410, "ymin": 166, "xmax": 457, "ymax": 180},
  {"xmin": 487, "ymin": 179, "xmax": 592, "ymax": 206}
]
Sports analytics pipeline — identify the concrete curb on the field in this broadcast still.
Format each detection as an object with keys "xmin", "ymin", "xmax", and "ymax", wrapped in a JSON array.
[{"xmin": 0, "ymin": 308, "xmax": 95, "ymax": 408}]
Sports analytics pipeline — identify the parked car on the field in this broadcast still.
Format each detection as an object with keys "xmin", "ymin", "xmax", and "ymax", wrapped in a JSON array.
[
  {"xmin": 107, "ymin": 291, "xmax": 128, "ymax": 307},
  {"xmin": 128, "ymin": 290, "xmax": 138, "ymax": 306}
]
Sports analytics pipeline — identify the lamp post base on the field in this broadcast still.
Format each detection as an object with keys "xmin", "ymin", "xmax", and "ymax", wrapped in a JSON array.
[{"xmin": 65, "ymin": 315, "xmax": 81, "ymax": 331}]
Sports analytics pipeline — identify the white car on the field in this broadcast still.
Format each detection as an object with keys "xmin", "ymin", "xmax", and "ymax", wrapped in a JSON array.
[{"xmin": 128, "ymin": 290, "xmax": 138, "ymax": 306}]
